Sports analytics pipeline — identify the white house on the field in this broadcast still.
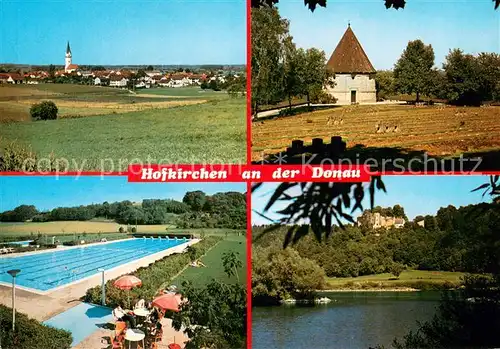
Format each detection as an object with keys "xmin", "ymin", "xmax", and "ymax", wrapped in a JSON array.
[
  {"xmin": 326, "ymin": 24, "xmax": 376, "ymax": 104},
  {"xmin": 109, "ymin": 76, "xmax": 128, "ymax": 87},
  {"xmin": 94, "ymin": 77, "xmax": 102, "ymax": 85}
]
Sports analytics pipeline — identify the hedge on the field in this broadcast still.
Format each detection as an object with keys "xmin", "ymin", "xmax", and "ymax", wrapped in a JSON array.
[
  {"xmin": 84, "ymin": 237, "xmax": 222, "ymax": 307},
  {"xmin": 0, "ymin": 305, "xmax": 72, "ymax": 349}
]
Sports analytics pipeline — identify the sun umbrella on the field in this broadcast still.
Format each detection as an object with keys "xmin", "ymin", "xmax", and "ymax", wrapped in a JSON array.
[
  {"xmin": 168, "ymin": 344, "xmax": 181, "ymax": 349},
  {"xmin": 152, "ymin": 293, "xmax": 183, "ymax": 312},
  {"xmin": 113, "ymin": 275, "xmax": 142, "ymax": 308}
]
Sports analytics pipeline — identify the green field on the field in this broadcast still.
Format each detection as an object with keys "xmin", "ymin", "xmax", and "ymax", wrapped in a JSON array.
[
  {"xmin": 326, "ymin": 270, "xmax": 466, "ymax": 290},
  {"xmin": 0, "ymin": 221, "xmax": 243, "ymax": 238},
  {"xmin": 172, "ymin": 235, "xmax": 246, "ymax": 287},
  {"xmin": 0, "ymin": 85, "xmax": 246, "ymax": 170}
]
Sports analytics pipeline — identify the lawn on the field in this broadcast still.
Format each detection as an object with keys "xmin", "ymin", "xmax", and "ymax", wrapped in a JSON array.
[
  {"xmin": 0, "ymin": 86, "xmax": 246, "ymax": 170},
  {"xmin": 171, "ymin": 235, "xmax": 246, "ymax": 287},
  {"xmin": 252, "ymin": 104, "xmax": 500, "ymax": 162},
  {"xmin": 326, "ymin": 270, "xmax": 466, "ymax": 290}
]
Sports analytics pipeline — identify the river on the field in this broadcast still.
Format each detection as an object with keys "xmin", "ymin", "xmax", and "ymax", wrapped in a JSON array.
[{"xmin": 252, "ymin": 291, "xmax": 441, "ymax": 349}]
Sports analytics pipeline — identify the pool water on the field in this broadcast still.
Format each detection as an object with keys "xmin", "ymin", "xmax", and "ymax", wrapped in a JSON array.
[{"xmin": 0, "ymin": 238, "xmax": 187, "ymax": 291}]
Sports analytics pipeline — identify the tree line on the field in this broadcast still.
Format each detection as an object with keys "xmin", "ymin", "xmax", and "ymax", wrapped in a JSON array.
[
  {"xmin": 0, "ymin": 191, "xmax": 246, "ymax": 229},
  {"xmin": 251, "ymin": 6, "xmax": 334, "ymax": 115},
  {"xmin": 377, "ymin": 40, "xmax": 500, "ymax": 105},
  {"xmin": 252, "ymin": 201, "xmax": 500, "ymax": 303}
]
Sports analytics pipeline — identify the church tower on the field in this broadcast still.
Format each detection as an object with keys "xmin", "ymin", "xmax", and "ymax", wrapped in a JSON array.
[{"xmin": 65, "ymin": 41, "xmax": 72, "ymax": 72}]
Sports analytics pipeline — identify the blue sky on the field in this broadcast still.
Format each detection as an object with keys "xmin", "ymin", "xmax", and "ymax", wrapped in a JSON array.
[
  {"xmin": 0, "ymin": 0, "xmax": 245, "ymax": 65},
  {"xmin": 252, "ymin": 176, "xmax": 492, "ymax": 225},
  {"xmin": 0, "ymin": 176, "xmax": 246, "ymax": 212},
  {"xmin": 278, "ymin": 0, "xmax": 499, "ymax": 70}
]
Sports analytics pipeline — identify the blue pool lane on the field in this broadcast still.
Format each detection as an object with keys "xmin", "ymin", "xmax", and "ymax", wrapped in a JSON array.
[{"xmin": 0, "ymin": 238, "xmax": 187, "ymax": 291}]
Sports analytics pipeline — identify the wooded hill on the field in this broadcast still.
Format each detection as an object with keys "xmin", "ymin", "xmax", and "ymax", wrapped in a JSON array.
[{"xmin": 0, "ymin": 191, "xmax": 246, "ymax": 230}]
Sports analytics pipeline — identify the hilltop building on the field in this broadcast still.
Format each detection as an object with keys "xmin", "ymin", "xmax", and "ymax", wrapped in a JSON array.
[
  {"xmin": 326, "ymin": 24, "xmax": 376, "ymax": 104},
  {"xmin": 64, "ymin": 41, "xmax": 78, "ymax": 73},
  {"xmin": 357, "ymin": 211, "xmax": 406, "ymax": 230}
]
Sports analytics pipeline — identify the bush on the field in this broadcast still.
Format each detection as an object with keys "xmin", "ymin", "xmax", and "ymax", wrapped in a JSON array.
[
  {"xmin": 84, "ymin": 236, "xmax": 221, "ymax": 307},
  {"xmin": 30, "ymin": 101, "xmax": 58, "ymax": 121},
  {"xmin": 0, "ymin": 304, "xmax": 72, "ymax": 349},
  {"xmin": 131, "ymin": 227, "xmax": 137, "ymax": 233},
  {"xmin": 118, "ymin": 227, "xmax": 125, "ymax": 234},
  {"xmin": 62, "ymin": 241, "xmax": 78, "ymax": 246},
  {"xmin": 0, "ymin": 139, "xmax": 64, "ymax": 172}
]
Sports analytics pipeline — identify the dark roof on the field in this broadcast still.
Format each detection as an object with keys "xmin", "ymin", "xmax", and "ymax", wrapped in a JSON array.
[
  {"xmin": 327, "ymin": 25, "xmax": 376, "ymax": 74},
  {"xmin": 66, "ymin": 41, "xmax": 72, "ymax": 54}
]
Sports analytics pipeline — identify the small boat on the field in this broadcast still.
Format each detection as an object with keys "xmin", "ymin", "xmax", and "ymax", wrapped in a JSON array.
[{"xmin": 315, "ymin": 297, "xmax": 332, "ymax": 304}]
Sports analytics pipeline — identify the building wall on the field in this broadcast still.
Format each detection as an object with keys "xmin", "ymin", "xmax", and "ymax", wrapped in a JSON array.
[{"xmin": 326, "ymin": 73, "xmax": 376, "ymax": 104}]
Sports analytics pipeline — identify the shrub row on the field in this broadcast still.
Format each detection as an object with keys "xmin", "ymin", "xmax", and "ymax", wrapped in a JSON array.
[
  {"xmin": 0, "ymin": 305, "xmax": 72, "ymax": 349},
  {"xmin": 84, "ymin": 236, "xmax": 222, "ymax": 307},
  {"xmin": 333, "ymin": 280, "xmax": 462, "ymax": 291}
]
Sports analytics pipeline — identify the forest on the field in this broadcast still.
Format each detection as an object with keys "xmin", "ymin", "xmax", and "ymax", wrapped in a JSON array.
[
  {"xmin": 0, "ymin": 191, "xmax": 246, "ymax": 230},
  {"xmin": 252, "ymin": 201, "xmax": 500, "ymax": 303}
]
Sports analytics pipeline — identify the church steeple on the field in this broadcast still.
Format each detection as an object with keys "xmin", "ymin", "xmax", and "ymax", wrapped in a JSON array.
[{"xmin": 65, "ymin": 41, "xmax": 73, "ymax": 72}]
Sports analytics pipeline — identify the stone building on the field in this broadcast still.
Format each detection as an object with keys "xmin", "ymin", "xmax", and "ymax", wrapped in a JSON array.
[{"xmin": 326, "ymin": 24, "xmax": 376, "ymax": 104}]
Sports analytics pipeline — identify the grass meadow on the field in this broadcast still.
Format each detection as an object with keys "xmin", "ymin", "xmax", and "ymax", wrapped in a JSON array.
[
  {"xmin": 0, "ymin": 84, "xmax": 246, "ymax": 170},
  {"xmin": 172, "ymin": 235, "xmax": 246, "ymax": 287},
  {"xmin": 252, "ymin": 104, "xmax": 500, "ymax": 161},
  {"xmin": 326, "ymin": 270, "xmax": 467, "ymax": 290}
]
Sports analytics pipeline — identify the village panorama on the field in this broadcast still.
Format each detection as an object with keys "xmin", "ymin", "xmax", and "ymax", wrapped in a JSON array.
[{"xmin": 0, "ymin": 42, "xmax": 247, "ymax": 171}]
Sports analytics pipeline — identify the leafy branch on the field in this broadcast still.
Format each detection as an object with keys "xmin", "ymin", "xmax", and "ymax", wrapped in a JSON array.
[{"xmin": 252, "ymin": 176, "xmax": 386, "ymax": 247}]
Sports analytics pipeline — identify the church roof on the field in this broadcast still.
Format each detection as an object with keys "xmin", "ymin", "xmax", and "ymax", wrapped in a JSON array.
[
  {"xmin": 66, "ymin": 41, "xmax": 72, "ymax": 55},
  {"xmin": 327, "ymin": 25, "xmax": 376, "ymax": 74}
]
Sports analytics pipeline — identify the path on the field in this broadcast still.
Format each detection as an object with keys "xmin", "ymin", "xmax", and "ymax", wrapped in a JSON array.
[{"xmin": 254, "ymin": 100, "xmax": 406, "ymax": 119}]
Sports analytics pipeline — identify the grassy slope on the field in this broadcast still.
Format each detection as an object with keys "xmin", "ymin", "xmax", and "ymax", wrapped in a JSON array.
[
  {"xmin": 326, "ymin": 270, "xmax": 466, "ymax": 290},
  {"xmin": 172, "ymin": 235, "xmax": 246, "ymax": 287},
  {"xmin": 0, "ymin": 96, "xmax": 246, "ymax": 170}
]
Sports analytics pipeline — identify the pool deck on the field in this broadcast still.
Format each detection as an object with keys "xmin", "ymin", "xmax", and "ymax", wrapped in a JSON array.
[
  {"xmin": 73, "ymin": 317, "xmax": 189, "ymax": 349},
  {"xmin": 0, "ymin": 239, "xmax": 199, "ymax": 321}
]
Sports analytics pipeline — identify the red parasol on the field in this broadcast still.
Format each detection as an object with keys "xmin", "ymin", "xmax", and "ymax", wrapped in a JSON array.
[
  {"xmin": 168, "ymin": 344, "xmax": 181, "ymax": 349},
  {"xmin": 152, "ymin": 293, "xmax": 183, "ymax": 312},
  {"xmin": 113, "ymin": 275, "xmax": 142, "ymax": 290},
  {"xmin": 113, "ymin": 275, "xmax": 142, "ymax": 308}
]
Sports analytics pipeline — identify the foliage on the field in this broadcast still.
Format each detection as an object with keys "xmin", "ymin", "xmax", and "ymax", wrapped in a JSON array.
[
  {"xmin": 0, "ymin": 139, "xmax": 64, "ymax": 172},
  {"xmin": 222, "ymin": 251, "xmax": 243, "ymax": 282},
  {"xmin": 1, "ymin": 192, "xmax": 244, "ymax": 229},
  {"xmin": 171, "ymin": 280, "xmax": 246, "ymax": 349},
  {"xmin": 183, "ymin": 191, "xmax": 207, "ymax": 211},
  {"xmin": 251, "ymin": 7, "xmax": 333, "ymax": 114},
  {"xmin": 252, "ymin": 245, "xmax": 326, "ymax": 304},
  {"xmin": 0, "ymin": 205, "xmax": 38, "ymax": 222},
  {"xmin": 393, "ymin": 40, "xmax": 436, "ymax": 102},
  {"xmin": 391, "ymin": 177, "xmax": 500, "ymax": 348},
  {"xmin": 252, "ymin": 177, "xmax": 386, "ymax": 247},
  {"xmin": 0, "ymin": 304, "xmax": 72, "ymax": 349},
  {"xmin": 250, "ymin": 0, "xmax": 500, "ymax": 11},
  {"xmin": 30, "ymin": 101, "xmax": 58, "ymax": 121},
  {"xmin": 84, "ymin": 237, "xmax": 222, "ymax": 308},
  {"xmin": 393, "ymin": 275, "xmax": 500, "ymax": 349},
  {"xmin": 375, "ymin": 70, "xmax": 395, "ymax": 100},
  {"xmin": 443, "ymin": 50, "xmax": 500, "ymax": 105},
  {"xmin": 253, "ymin": 201, "xmax": 499, "ymax": 279}
]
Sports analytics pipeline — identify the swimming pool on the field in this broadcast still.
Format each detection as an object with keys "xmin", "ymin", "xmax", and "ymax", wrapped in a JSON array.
[{"xmin": 0, "ymin": 238, "xmax": 188, "ymax": 292}]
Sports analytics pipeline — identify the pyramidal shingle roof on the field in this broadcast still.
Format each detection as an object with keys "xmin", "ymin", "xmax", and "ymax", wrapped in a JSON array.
[
  {"xmin": 327, "ymin": 25, "xmax": 376, "ymax": 74},
  {"xmin": 66, "ymin": 41, "xmax": 71, "ymax": 55}
]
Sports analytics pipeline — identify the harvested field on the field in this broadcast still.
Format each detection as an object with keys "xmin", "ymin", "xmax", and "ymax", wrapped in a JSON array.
[{"xmin": 252, "ymin": 104, "xmax": 500, "ymax": 161}]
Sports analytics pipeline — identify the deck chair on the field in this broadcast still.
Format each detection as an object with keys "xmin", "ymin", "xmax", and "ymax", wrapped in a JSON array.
[
  {"xmin": 106, "ymin": 335, "xmax": 124, "ymax": 349},
  {"xmin": 115, "ymin": 321, "xmax": 127, "ymax": 337}
]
